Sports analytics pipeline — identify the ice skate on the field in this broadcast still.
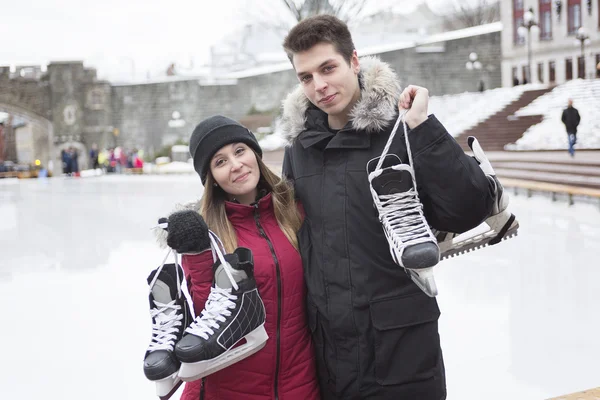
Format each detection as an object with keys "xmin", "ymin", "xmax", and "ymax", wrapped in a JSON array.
[
  {"xmin": 143, "ymin": 251, "xmax": 192, "ymax": 399},
  {"xmin": 175, "ymin": 242, "xmax": 267, "ymax": 382},
  {"xmin": 434, "ymin": 137, "xmax": 519, "ymax": 260},
  {"xmin": 367, "ymin": 112, "xmax": 440, "ymax": 297}
]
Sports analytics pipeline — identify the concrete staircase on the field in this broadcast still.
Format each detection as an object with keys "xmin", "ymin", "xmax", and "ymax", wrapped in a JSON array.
[{"xmin": 455, "ymin": 88, "xmax": 553, "ymax": 151}]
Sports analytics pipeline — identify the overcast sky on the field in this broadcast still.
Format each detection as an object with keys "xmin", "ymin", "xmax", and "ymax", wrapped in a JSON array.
[{"xmin": 0, "ymin": 0, "xmax": 457, "ymax": 82}]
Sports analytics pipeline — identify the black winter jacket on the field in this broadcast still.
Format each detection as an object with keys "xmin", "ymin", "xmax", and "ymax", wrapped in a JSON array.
[
  {"xmin": 561, "ymin": 106, "xmax": 581, "ymax": 134},
  {"xmin": 281, "ymin": 57, "xmax": 494, "ymax": 400}
]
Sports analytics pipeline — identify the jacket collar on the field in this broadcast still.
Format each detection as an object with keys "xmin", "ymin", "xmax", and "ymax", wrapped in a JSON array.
[
  {"xmin": 297, "ymin": 108, "xmax": 371, "ymax": 150},
  {"xmin": 224, "ymin": 192, "xmax": 273, "ymax": 223},
  {"xmin": 278, "ymin": 56, "xmax": 401, "ymax": 147}
]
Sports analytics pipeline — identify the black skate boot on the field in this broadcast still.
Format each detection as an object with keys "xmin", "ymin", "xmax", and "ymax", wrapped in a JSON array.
[
  {"xmin": 367, "ymin": 153, "xmax": 440, "ymax": 297},
  {"xmin": 175, "ymin": 247, "xmax": 267, "ymax": 382},
  {"xmin": 144, "ymin": 256, "xmax": 192, "ymax": 399}
]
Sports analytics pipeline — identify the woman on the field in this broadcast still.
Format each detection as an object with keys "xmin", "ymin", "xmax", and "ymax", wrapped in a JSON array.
[{"xmin": 164, "ymin": 115, "xmax": 319, "ymax": 400}]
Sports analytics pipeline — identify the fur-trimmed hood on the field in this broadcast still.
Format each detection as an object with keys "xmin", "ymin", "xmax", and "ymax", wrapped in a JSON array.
[{"xmin": 278, "ymin": 56, "xmax": 401, "ymax": 144}]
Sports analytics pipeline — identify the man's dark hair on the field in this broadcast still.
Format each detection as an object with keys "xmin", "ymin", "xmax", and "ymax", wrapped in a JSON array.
[{"xmin": 283, "ymin": 15, "xmax": 356, "ymax": 66}]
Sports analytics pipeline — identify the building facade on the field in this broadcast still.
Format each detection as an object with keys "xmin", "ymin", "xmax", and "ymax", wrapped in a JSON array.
[{"xmin": 501, "ymin": 0, "xmax": 600, "ymax": 86}]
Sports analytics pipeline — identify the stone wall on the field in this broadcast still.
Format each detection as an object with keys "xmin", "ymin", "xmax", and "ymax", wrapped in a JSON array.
[
  {"xmin": 0, "ymin": 67, "xmax": 51, "ymax": 119},
  {"xmin": 110, "ymin": 68, "xmax": 299, "ymax": 155},
  {"xmin": 377, "ymin": 31, "xmax": 502, "ymax": 95}
]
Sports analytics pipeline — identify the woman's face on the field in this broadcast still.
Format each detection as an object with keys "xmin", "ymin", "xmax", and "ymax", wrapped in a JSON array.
[{"xmin": 209, "ymin": 142, "xmax": 260, "ymax": 205}]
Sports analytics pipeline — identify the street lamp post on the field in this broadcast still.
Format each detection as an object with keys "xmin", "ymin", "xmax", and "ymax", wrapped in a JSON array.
[
  {"xmin": 465, "ymin": 52, "xmax": 484, "ymax": 91},
  {"xmin": 517, "ymin": 8, "xmax": 539, "ymax": 84},
  {"xmin": 575, "ymin": 27, "xmax": 592, "ymax": 78}
]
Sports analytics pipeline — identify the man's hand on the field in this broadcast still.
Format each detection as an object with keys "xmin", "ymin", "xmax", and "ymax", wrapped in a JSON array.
[{"xmin": 399, "ymin": 85, "xmax": 429, "ymax": 129}]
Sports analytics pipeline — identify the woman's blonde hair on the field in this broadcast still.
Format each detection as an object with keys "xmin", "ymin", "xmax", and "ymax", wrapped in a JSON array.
[{"xmin": 200, "ymin": 151, "xmax": 302, "ymax": 253}]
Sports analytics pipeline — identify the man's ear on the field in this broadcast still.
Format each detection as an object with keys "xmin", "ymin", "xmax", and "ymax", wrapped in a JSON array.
[{"xmin": 351, "ymin": 50, "xmax": 360, "ymax": 74}]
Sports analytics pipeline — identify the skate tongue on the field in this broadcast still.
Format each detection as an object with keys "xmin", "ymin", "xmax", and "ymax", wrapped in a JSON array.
[
  {"xmin": 372, "ymin": 167, "xmax": 413, "ymax": 195},
  {"xmin": 151, "ymin": 279, "xmax": 176, "ymax": 316},
  {"xmin": 214, "ymin": 254, "xmax": 248, "ymax": 289}
]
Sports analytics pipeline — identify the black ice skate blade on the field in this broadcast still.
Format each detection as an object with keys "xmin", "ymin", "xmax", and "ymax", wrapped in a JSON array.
[
  {"xmin": 440, "ymin": 221, "xmax": 519, "ymax": 260},
  {"xmin": 158, "ymin": 380, "xmax": 182, "ymax": 400}
]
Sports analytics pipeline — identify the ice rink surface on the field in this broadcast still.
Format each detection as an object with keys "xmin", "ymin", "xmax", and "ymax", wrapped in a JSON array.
[{"xmin": 1, "ymin": 175, "xmax": 598, "ymax": 400}]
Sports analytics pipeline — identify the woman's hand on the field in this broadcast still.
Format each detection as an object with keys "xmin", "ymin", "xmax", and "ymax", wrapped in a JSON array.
[{"xmin": 161, "ymin": 210, "xmax": 211, "ymax": 254}]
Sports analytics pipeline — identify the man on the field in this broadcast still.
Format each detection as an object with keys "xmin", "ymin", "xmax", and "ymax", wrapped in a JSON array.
[
  {"xmin": 561, "ymin": 99, "xmax": 581, "ymax": 157},
  {"xmin": 279, "ymin": 15, "xmax": 505, "ymax": 399}
]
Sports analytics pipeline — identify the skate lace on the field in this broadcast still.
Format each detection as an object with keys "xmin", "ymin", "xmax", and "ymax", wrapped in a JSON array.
[
  {"xmin": 185, "ymin": 288, "xmax": 238, "ymax": 340},
  {"xmin": 374, "ymin": 188, "xmax": 434, "ymax": 246},
  {"xmin": 148, "ymin": 249, "xmax": 184, "ymax": 352},
  {"xmin": 148, "ymin": 301, "xmax": 184, "ymax": 351},
  {"xmin": 369, "ymin": 110, "xmax": 435, "ymax": 247}
]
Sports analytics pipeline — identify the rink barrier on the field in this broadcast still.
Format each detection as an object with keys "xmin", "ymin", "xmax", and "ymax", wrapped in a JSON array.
[
  {"xmin": 500, "ymin": 178, "xmax": 600, "ymax": 208},
  {"xmin": 547, "ymin": 386, "xmax": 600, "ymax": 399}
]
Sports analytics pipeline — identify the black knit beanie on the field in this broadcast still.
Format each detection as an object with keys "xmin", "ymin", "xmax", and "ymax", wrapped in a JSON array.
[{"xmin": 189, "ymin": 115, "xmax": 262, "ymax": 184}]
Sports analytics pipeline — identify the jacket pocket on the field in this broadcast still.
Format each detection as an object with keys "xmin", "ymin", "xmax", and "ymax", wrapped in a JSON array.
[{"xmin": 370, "ymin": 293, "xmax": 441, "ymax": 386}]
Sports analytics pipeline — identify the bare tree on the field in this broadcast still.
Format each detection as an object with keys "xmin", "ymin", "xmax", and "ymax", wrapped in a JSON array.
[
  {"xmin": 281, "ymin": 0, "xmax": 369, "ymax": 23},
  {"xmin": 442, "ymin": 0, "xmax": 500, "ymax": 30},
  {"xmin": 240, "ymin": 0, "xmax": 371, "ymax": 34}
]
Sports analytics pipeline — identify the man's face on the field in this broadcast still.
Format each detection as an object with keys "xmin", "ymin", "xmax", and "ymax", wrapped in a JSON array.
[
  {"xmin": 568, "ymin": 99, "xmax": 573, "ymax": 107},
  {"xmin": 292, "ymin": 42, "xmax": 360, "ymax": 122}
]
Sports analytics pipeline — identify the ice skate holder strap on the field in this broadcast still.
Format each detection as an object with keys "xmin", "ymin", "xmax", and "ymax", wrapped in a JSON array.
[
  {"xmin": 208, "ymin": 231, "xmax": 239, "ymax": 291},
  {"xmin": 374, "ymin": 110, "xmax": 418, "ymax": 193}
]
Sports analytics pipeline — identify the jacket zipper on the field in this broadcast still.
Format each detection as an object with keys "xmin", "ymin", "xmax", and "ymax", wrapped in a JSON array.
[
  {"xmin": 254, "ymin": 203, "xmax": 281, "ymax": 400},
  {"xmin": 199, "ymin": 377, "xmax": 205, "ymax": 400}
]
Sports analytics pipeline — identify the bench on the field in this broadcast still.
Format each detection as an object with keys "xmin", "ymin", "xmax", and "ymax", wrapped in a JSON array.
[
  {"xmin": 0, "ymin": 171, "xmax": 19, "ymax": 179},
  {"xmin": 124, "ymin": 168, "xmax": 144, "ymax": 175},
  {"xmin": 499, "ymin": 177, "xmax": 600, "ymax": 207}
]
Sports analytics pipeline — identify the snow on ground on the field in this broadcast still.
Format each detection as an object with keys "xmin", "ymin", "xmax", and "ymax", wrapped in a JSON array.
[
  {"xmin": 507, "ymin": 79, "xmax": 600, "ymax": 150},
  {"xmin": 0, "ymin": 176, "xmax": 598, "ymax": 400},
  {"xmin": 429, "ymin": 84, "xmax": 546, "ymax": 138}
]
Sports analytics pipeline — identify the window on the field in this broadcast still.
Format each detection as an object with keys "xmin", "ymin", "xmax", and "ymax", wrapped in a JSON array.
[
  {"xmin": 539, "ymin": 0, "xmax": 553, "ymax": 39},
  {"xmin": 522, "ymin": 65, "xmax": 529, "ymax": 83},
  {"xmin": 86, "ymin": 88, "xmax": 105, "ymax": 110},
  {"xmin": 512, "ymin": 66, "xmax": 519, "ymax": 85},
  {"xmin": 567, "ymin": 0, "xmax": 582, "ymax": 34},
  {"xmin": 541, "ymin": 11, "xmax": 552, "ymax": 39},
  {"xmin": 538, "ymin": 62, "xmax": 544, "ymax": 83},
  {"xmin": 578, "ymin": 56, "xmax": 585, "ymax": 78},
  {"xmin": 549, "ymin": 61, "xmax": 556, "ymax": 82},
  {"xmin": 513, "ymin": 0, "xmax": 525, "ymax": 45},
  {"xmin": 566, "ymin": 58, "xmax": 573, "ymax": 80}
]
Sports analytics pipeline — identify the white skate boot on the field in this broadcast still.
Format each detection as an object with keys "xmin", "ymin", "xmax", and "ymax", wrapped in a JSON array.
[
  {"xmin": 175, "ymin": 236, "xmax": 267, "ymax": 381},
  {"xmin": 367, "ymin": 112, "xmax": 440, "ymax": 297},
  {"xmin": 435, "ymin": 136, "xmax": 519, "ymax": 259}
]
